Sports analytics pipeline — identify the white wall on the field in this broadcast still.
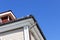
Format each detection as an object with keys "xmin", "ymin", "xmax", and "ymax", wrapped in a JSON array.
[{"xmin": 0, "ymin": 28, "xmax": 24, "ymax": 40}]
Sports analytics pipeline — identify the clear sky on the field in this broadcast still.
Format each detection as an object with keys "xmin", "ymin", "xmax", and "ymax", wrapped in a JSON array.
[{"xmin": 0, "ymin": 0, "xmax": 60, "ymax": 40}]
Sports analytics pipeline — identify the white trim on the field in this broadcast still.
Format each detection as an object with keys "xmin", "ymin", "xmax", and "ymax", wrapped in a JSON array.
[
  {"xmin": 30, "ymin": 26, "xmax": 44, "ymax": 40},
  {"xmin": 23, "ymin": 26, "xmax": 30, "ymax": 40},
  {"xmin": 0, "ymin": 18, "xmax": 45, "ymax": 40},
  {"xmin": 0, "ymin": 11, "xmax": 16, "ymax": 19},
  {"xmin": 8, "ymin": 16, "xmax": 10, "ymax": 21},
  {"xmin": 0, "ymin": 18, "xmax": 2, "ymax": 23},
  {"xmin": 0, "ymin": 18, "xmax": 33, "ymax": 33}
]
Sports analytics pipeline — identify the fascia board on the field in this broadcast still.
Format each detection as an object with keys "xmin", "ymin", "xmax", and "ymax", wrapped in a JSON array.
[
  {"xmin": 30, "ymin": 25, "xmax": 44, "ymax": 40},
  {"xmin": 0, "ymin": 14, "xmax": 46, "ymax": 40},
  {"xmin": 0, "ymin": 10, "xmax": 16, "ymax": 19},
  {"xmin": 0, "ymin": 18, "xmax": 33, "ymax": 33}
]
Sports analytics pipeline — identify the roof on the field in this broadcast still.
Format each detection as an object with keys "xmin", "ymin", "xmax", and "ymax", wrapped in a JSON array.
[
  {"xmin": 0, "ymin": 10, "xmax": 46, "ymax": 40},
  {"xmin": 0, "ymin": 10, "xmax": 16, "ymax": 19}
]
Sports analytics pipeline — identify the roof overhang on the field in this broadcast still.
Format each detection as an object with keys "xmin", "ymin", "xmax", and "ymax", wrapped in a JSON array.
[
  {"xmin": 0, "ymin": 10, "xmax": 16, "ymax": 20},
  {"xmin": 0, "ymin": 15, "xmax": 46, "ymax": 40}
]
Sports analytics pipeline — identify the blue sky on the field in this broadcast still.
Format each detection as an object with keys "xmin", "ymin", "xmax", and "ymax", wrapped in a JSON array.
[{"xmin": 0, "ymin": 0, "xmax": 60, "ymax": 40}]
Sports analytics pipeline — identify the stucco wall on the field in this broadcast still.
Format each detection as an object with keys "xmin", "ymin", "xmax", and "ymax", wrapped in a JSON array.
[{"xmin": 0, "ymin": 28, "xmax": 24, "ymax": 40}]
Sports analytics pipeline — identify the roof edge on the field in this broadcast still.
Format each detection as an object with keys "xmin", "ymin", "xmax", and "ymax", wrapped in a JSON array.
[
  {"xmin": 0, "ymin": 10, "xmax": 17, "ymax": 19},
  {"xmin": 0, "ymin": 14, "xmax": 46, "ymax": 40},
  {"xmin": 29, "ymin": 15, "xmax": 46, "ymax": 40}
]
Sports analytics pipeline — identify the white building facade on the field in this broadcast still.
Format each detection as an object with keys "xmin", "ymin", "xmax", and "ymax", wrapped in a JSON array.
[{"xmin": 0, "ymin": 10, "xmax": 46, "ymax": 40}]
